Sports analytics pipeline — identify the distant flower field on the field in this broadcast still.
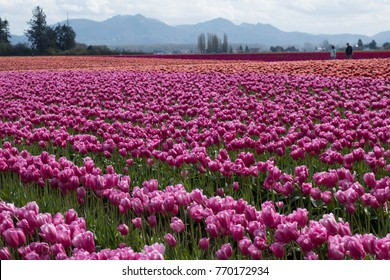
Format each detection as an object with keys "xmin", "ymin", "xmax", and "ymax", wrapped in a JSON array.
[{"xmin": 0, "ymin": 55, "xmax": 389, "ymax": 260}]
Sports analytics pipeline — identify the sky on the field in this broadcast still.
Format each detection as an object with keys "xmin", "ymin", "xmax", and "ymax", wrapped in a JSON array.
[{"xmin": 1, "ymin": 0, "xmax": 390, "ymax": 36}]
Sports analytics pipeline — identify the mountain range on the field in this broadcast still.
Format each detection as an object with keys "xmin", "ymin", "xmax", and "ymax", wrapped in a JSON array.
[{"xmin": 11, "ymin": 14, "xmax": 390, "ymax": 49}]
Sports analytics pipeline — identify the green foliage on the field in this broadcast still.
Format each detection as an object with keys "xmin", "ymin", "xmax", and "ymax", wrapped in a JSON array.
[{"xmin": 0, "ymin": 18, "xmax": 11, "ymax": 45}]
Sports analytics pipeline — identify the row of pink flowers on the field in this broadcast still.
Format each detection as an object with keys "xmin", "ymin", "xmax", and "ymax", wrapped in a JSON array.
[
  {"xmin": 1, "ymin": 143, "xmax": 389, "ymax": 215},
  {"xmin": 1, "ymin": 148, "xmax": 389, "ymax": 259},
  {"xmin": 0, "ymin": 72, "xmax": 389, "ymax": 179},
  {"xmin": 0, "ymin": 201, "xmax": 165, "ymax": 260}
]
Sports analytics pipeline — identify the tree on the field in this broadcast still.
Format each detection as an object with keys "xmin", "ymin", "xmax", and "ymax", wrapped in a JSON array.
[
  {"xmin": 206, "ymin": 33, "xmax": 220, "ymax": 53},
  {"xmin": 368, "ymin": 40, "xmax": 377, "ymax": 50},
  {"xmin": 0, "ymin": 17, "xmax": 12, "ymax": 55},
  {"xmin": 221, "ymin": 33, "xmax": 228, "ymax": 53},
  {"xmin": 245, "ymin": 45, "xmax": 250, "ymax": 53},
  {"xmin": 270, "ymin": 46, "xmax": 284, "ymax": 52},
  {"xmin": 55, "ymin": 24, "xmax": 76, "ymax": 51},
  {"xmin": 357, "ymin": 39, "xmax": 363, "ymax": 50},
  {"xmin": 25, "ymin": 6, "xmax": 56, "ymax": 54},
  {"xmin": 383, "ymin": 42, "xmax": 390, "ymax": 50},
  {"xmin": 0, "ymin": 18, "xmax": 11, "ymax": 44},
  {"xmin": 197, "ymin": 33, "xmax": 206, "ymax": 53}
]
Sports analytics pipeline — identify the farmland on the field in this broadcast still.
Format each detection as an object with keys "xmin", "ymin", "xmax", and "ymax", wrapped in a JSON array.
[{"xmin": 0, "ymin": 53, "xmax": 389, "ymax": 260}]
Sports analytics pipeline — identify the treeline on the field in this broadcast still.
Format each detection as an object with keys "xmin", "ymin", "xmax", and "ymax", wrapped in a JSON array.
[
  {"xmin": 0, "ymin": 6, "xmax": 142, "ymax": 56},
  {"xmin": 0, "ymin": 6, "xmax": 76, "ymax": 55},
  {"xmin": 197, "ymin": 33, "xmax": 229, "ymax": 53}
]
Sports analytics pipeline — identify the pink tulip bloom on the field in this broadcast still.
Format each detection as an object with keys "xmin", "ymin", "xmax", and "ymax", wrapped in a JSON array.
[
  {"xmin": 216, "ymin": 243, "xmax": 232, "ymax": 260},
  {"xmin": 301, "ymin": 182, "xmax": 312, "ymax": 196},
  {"xmin": 51, "ymin": 243, "xmax": 66, "ymax": 258},
  {"xmin": 132, "ymin": 217, "xmax": 142, "ymax": 229},
  {"xmin": 232, "ymin": 181, "xmax": 240, "ymax": 191},
  {"xmin": 248, "ymin": 244, "xmax": 262, "ymax": 260},
  {"xmin": 72, "ymin": 231, "xmax": 95, "ymax": 253},
  {"xmin": 199, "ymin": 237, "xmax": 210, "ymax": 251},
  {"xmin": 374, "ymin": 238, "xmax": 390, "ymax": 260},
  {"xmin": 274, "ymin": 222, "xmax": 299, "ymax": 243},
  {"xmin": 170, "ymin": 217, "xmax": 185, "ymax": 233},
  {"xmin": 320, "ymin": 191, "xmax": 333, "ymax": 204},
  {"xmin": 239, "ymin": 238, "xmax": 252, "ymax": 256},
  {"xmin": 187, "ymin": 204, "xmax": 204, "ymax": 222},
  {"xmin": 0, "ymin": 247, "xmax": 11, "ymax": 260},
  {"xmin": 304, "ymin": 251, "xmax": 319, "ymax": 260},
  {"xmin": 230, "ymin": 224, "xmax": 245, "ymax": 241},
  {"xmin": 270, "ymin": 242, "xmax": 284, "ymax": 258},
  {"xmin": 308, "ymin": 222, "xmax": 328, "ymax": 246},
  {"xmin": 286, "ymin": 208, "xmax": 308, "ymax": 227},
  {"xmin": 363, "ymin": 172, "xmax": 376, "ymax": 189},
  {"xmin": 40, "ymin": 223, "xmax": 58, "ymax": 243},
  {"xmin": 345, "ymin": 237, "xmax": 366, "ymax": 260},
  {"xmin": 65, "ymin": 209, "xmax": 78, "ymax": 224},
  {"xmin": 147, "ymin": 215, "xmax": 157, "ymax": 227},
  {"xmin": 328, "ymin": 235, "xmax": 345, "ymax": 260},
  {"xmin": 77, "ymin": 187, "xmax": 86, "ymax": 205},
  {"xmin": 190, "ymin": 189, "xmax": 205, "ymax": 204},
  {"xmin": 319, "ymin": 213, "xmax": 339, "ymax": 236},
  {"xmin": 16, "ymin": 219, "xmax": 34, "ymax": 235},
  {"xmin": 261, "ymin": 205, "xmax": 276, "ymax": 228},
  {"xmin": 206, "ymin": 223, "xmax": 219, "ymax": 238},
  {"xmin": 117, "ymin": 224, "xmax": 129, "ymax": 235},
  {"xmin": 25, "ymin": 201, "xmax": 39, "ymax": 215},
  {"xmin": 164, "ymin": 233, "xmax": 177, "ymax": 247},
  {"xmin": 2, "ymin": 228, "xmax": 26, "ymax": 248},
  {"xmin": 297, "ymin": 234, "xmax": 315, "ymax": 252},
  {"xmin": 253, "ymin": 236, "xmax": 268, "ymax": 250}
]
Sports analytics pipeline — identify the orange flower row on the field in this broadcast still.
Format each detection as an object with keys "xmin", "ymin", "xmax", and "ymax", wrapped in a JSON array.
[{"xmin": 0, "ymin": 56, "xmax": 389, "ymax": 78}]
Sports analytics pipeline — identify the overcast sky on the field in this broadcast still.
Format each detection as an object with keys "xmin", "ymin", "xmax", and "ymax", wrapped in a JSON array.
[{"xmin": 1, "ymin": 0, "xmax": 389, "ymax": 36}]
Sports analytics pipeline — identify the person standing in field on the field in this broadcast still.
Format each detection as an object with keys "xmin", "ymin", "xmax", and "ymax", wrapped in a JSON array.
[
  {"xmin": 345, "ymin": 43, "xmax": 353, "ymax": 59},
  {"xmin": 330, "ymin": 45, "xmax": 336, "ymax": 60}
]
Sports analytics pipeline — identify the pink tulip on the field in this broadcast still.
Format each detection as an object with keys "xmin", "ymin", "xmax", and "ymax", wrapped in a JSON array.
[
  {"xmin": 328, "ymin": 235, "xmax": 345, "ymax": 260},
  {"xmin": 2, "ymin": 228, "xmax": 26, "ymax": 248},
  {"xmin": 0, "ymin": 247, "xmax": 11, "ymax": 260},
  {"xmin": 319, "ymin": 213, "xmax": 339, "ymax": 236},
  {"xmin": 248, "ymin": 244, "xmax": 262, "ymax": 260},
  {"xmin": 206, "ymin": 223, "xmax": 219, "ymax": 238},
  {"xmin": 345, "ymin": 237, "xmax": 366, "ymax": 260},
  {"xmin": 132, "ymin": 217, "xmax": 142, "ymax": 229},
  {"xmin": 72, "ymin": 231, "xmax": 95, "ymax": 253},
  {"xmin": 40, "ymin": 223, "xmax": 58, "ymax": 243},
  {"xmin": 117, "ymin": 224, "xmax": 129, "ymax": 235},
  {"xmin": 216, "ymin": 243, "xmax": 232, "ymax": 260},
  {"xmin": 147, "ymin": 215, "xmax": 157, "ymax": 227},
  {"xmin": 363, "ymin": 173, "xmax": 376, "ymax": 189},
  {"xmin": 304, "ymin": 251, "xmax": 319, "ymax": 260},
  {"xmin": 170, "ymin": 217, "xmax": 185, "ymax": 233},
  {"xmin": 232, "ymin": 181, "xmax": 240, "ymax": 191},
  {"xmin": 238, "ymin": 237, "xmax": 252, "ymax": 256},
  {"xmin": 187, "ymin": 204, "xmax": 204, "ymax": 222},
  {"xmin": 164, "ymin": 233, "xmax": 177, "ymax": 247},
  {"xmin": 286, "ymin": 208, "xmax": 308, "ymax": 227},
  {"xmin": 51, "ymin": 243, "xmax": 66, "ymax": 258},
  {"xmin": 270, "ymin": 242, "xmax": 284, "ymax": 258},
  {"xmin": 199, "ymin": 237, "xmax": 210, "ymax": 251},
  {"xmin": 65, "ymin": 209, "xmax": 78, "ymax": 224},
  {"xmin": 308, "ymin": 222, "xmax": 328, "ymax": 246},
  {"xmin": 274, "ymin": 222, "xmax": 299, "ymax": 243},
  {"xmin": 230, "ymin": 224, "xmax": 245, "ymax": 241}
]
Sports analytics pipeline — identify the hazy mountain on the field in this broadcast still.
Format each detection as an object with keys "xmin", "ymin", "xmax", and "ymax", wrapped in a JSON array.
[{"xmin": 10, "ymin": 14, "xmax": 389, "ymax": 48}]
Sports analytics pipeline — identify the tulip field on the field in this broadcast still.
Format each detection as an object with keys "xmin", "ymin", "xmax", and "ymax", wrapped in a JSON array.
[{"xmin": 0, "ymin": 54, "xmax": 389, "ymax": 260}]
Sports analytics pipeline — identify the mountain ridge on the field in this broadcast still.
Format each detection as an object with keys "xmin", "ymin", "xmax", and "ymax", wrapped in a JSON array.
[{"xmin": 11, "ymin": 14, "xmax": 390, "ymax": 48}]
